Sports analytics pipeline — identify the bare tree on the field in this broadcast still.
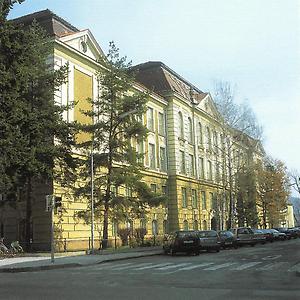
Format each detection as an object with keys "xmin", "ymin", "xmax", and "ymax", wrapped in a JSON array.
[
  {"xmin": 212, "ymin": 81, "xmax": 263, "ymax": 228},
  {"xmin": 289, "ymin": 169, "xmax": 300, "ymax": 195}
]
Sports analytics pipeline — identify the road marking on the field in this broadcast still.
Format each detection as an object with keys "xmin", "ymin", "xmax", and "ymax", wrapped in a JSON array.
[
  {"xmin": 156, "ymin": 263, "xmax": 192, "ymax": 270},
  {"xmin": 134, "ymin": 263, "xmax": 172, "ymax": 270},
  {"xmin": 203, "ymin": 262, "xmax": 236, "ymax": 270},
  {"xmin": 108, "ymin": 263, "xmax": 133, "ymax": 270},
  {"xmin": 176, "ymin": 262, "xmax": 214, "ymax": 271},
  {"xmin": 262, "ymin": 255, "xmax": 282, "ymax": 260},
  {"xmin": 111, "ymin": 263, "xmax": 152, "ymax": 271},
  {"xmin": 288, "ymin": 263, "xmax": 300, "ymax": 272},
  {"xmin": 231, "ymin": 262, "xmax": 262, "ymax": 271},
  {"xmin": 256, "ymin": 262, "xmax": 286, "ymax": 271}
]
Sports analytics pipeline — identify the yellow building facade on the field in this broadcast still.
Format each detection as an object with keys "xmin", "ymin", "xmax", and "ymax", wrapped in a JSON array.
[{"xmin": 0, "ymin": 10, "xmax": 264, "ymax": 251}]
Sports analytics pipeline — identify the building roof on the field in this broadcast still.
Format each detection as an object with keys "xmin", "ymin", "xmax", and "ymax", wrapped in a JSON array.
[
  {"xmin": 132, "ymin": 61, "xmax": 207, "ymax": 102},
  {"xmin": 12, "ymin": 9, "xmax": 79, "ymax": 37}
]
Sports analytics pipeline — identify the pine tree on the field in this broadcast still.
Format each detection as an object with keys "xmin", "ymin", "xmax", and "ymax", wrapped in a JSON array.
[
  {"xmin": 0, "ymin": 4, "xmax": 78, "ymax": 249},
  {"xmin": 76, "ymin": 42, "xmax": 166, "ymax": 249}
]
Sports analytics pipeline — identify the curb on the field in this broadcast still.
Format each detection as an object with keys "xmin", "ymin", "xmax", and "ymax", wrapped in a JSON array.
[{"xmin": 0, "ymin": 251, "xmax": 163, "ymax": 273}]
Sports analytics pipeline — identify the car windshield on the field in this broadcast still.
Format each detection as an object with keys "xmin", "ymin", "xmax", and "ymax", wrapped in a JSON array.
[
  {"xmin": 177, "ymin": 231, "xmax": 197, "ymax": 238},
  {"xmin": 198, "ymin": 231, "xmax": 217, "ymax": 237},
  {"xmin": 219, "ymin": 231, "xmax": 233, "ymax": 237}
]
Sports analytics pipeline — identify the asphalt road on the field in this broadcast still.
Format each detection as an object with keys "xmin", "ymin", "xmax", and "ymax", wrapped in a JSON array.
[{"xmin": 1, "ymin": 238, "xmax": 300, "ymax": 300}]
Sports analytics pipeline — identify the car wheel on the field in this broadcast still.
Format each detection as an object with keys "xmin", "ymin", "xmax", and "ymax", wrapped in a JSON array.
[
  {"xmin": 195, "ymin": 251, "xmax": 200, "ymax": 256},
  {"xmin": 233, "ymin": 244, "xmax": 238, "ymax": 249},
  {"xmin": 216, "ymin": 247, "xmax": 220, "ymax": 253},
  {"xmin": 251, "ymin": 243, "xmax": 255, "ymax": 247},
  {"xmin": 163, "ymin": 249, "xmax": 168, "ymax": 255}
]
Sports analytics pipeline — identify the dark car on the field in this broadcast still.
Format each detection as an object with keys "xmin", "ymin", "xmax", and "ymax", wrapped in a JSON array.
[
  {"xmin": 196, "ymin": 230, "xmax": 221, "ymax": 252},
  {"xmin": 288, "ymin": 227, "xmax": 300, "ymax": 238},
  {"xmin": 163, "ymin": 231, "xmax": 200, "ymax": 256},
  {"xmin": 229, "ymin": 227, "xmax": 256, "ymax": 247},
  {"xmin": 218, "ymin": 230, "xmax": 238, "ymax": 249}
]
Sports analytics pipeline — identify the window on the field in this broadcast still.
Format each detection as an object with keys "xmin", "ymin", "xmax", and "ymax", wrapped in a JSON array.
[
  {"xmin": 162, "ymin": 185, "xmax": 168, "ymax": 195},
  {"xmin": 188, "ymin": 117, "xmax": 193, "ymax": 143},
  {"xmin": 160, "ymin": 147, "xmax": 167, "ymax": 172},
  {"xmin": 193, "ymin": 220, "xmax": 198, "ymax": 230},
  {"xmin": 150, "ymin": 184, "xmax": 157, "ymax": 193},
  {"xmin": 147, "ymin": 107, "xmax": 154, "ymax": 131},
  {"xmin": 152, "ymin": 220, "xmax": 158, "ymax": 235},
  {"xmin": 163, "ymin": 220, "xmax": 169, "ymax": 234},
  {"xmin": 180, "ymin": 150, "xmax": 185, "ymax": 174},
  {"xmin": 126, "ymin": 219, "xmax": 134, "ymax": 235},
  {"xmin": 213, "ymin": 131, "xmax": 218, "ymax": 153},
  {"xmin": 208, "ymin": 160, "xmax": 213, "ymax": 180},
  {"xmin": 126, "ymin": 186, "xmax": 132, "ymax": 198},
  {"xmin": 178, "ymin": 111, "xmax": 184, "ymax": 139},
  {"xmin": 189, "ymin": 154, "xmax": 194, "ymax": 176},
  {"xmin": 202, "ymin": 220, "xmax": 208, "ymax": 230},
  {"xmin": 182, "ymin": 187, "xmax": 187, "ymax": 208},
  {"xmin": 197, "ymin": 122, "xmax": 203, "ymax": 145},
  {"xmin": 112, "ymin": 220, "xmax": 118, "ymax": 237},
  {"xmin": 140, "ymin": 219, "xmax": 147, "ymax": 229},
  {"xmin": 210, "ymin": 192, "xmax": 217, "ymax": 210},
  {"xmin": 148, "ymin": 143, "xmax": 156, "ymax": 169},
  {"xmin": 198, "ymin": 157, "xmax": 204, "ymax": 179},
  {"xmin": 206, "ymin": 127, "xmax": 212, "ymax": 150},
  {"xmin": 201, "ymin": 191, "xmax": 206, "ymax": 209},
  {"xmin": 191, "ymin": 189, "xmax": 197, "ymax": 208},
  {"xmin": 158, "ymin": 112, "xmax": 165, "ymax": 136},
  {"xmin": 110, "ymin": 185, "xmax": 117, "ymax": 196},
  {"xmin": 183, "ymin": 220, "xmax": 189, "ymax": 231},
  {"xmin": 137, "ymin": 139, "xmax": 144, "ymax": 164}
]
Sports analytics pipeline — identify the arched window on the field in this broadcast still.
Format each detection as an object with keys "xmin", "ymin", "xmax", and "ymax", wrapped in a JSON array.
[
  {"xmin": 163, "ymin": 220, "xmax": 168, "ymax": 234},
  {"xmin": 206, "ymin": 127, "xmax": 212, "ymax": 150},
  {"xmin": 193, "ymin": 220, "xmax": 198, "ymax": 230},
  {"xmin": 202, "ymin": 220, "xmax": 207, "ymax": 230},
  {"xmin": 188, "ymin": 117, "xmax": 193, "ymax": 143},
  {"xmin": 197, "ymin": 122, "xmax": 203, "ymax": 145},
  {"xmin": 178, "ymin": 112, "xmax": 184, "ymax": 139},
  {"xmin": 152, "ymin": 220, "xmax": 158, "ymax": 236},
  {"xmin": 183, "ymin": 220, "xmax": 189, "ymax": 231},
  {"xmin": 140, "ymin": 218, "xmax": 147, "ymax": 229},
  {"xmin": 112, "ymin": 220, "xmax": 119, "ymax": 237}
]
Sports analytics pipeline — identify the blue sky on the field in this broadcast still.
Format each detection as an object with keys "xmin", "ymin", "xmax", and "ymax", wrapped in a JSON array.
[{"xmin": 9, "ymin": 0, "xmax": 300, "ymax": 172}]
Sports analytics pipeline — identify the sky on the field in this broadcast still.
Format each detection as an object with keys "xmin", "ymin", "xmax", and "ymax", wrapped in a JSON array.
[{"xmin": 9, "ymin": 0, "xmax": 300, "ymax": 173}]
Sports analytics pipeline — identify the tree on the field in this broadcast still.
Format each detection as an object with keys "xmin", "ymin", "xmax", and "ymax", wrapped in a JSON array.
[
  {"xmin": 76, "ymin": 42, "xmax": 166, "ymax": 249},
  {"xmin": 289, "ymin": 169, "xmax": 300, "ymax": 196},
  {"xmin": 0, "ymin": 6, "xmax": 77, "ymax": 249},
  {"xmin": 255, "ymin": 157, "xmax": 290, "ymax": 228},
  {"xmin": 212, "ymin": 81, "xmax": 263, "ymax": 228}
]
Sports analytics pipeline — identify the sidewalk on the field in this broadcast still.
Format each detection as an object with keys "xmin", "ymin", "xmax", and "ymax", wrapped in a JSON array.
[{"xmin": 0, "ymin": 246, "xmax": 163, "ymax": 273}]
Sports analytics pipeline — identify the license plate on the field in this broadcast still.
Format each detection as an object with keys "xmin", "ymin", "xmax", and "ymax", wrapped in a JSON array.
[{"xmin": 183, "ymin": 240, "xmax": 194, "ymax": 244}]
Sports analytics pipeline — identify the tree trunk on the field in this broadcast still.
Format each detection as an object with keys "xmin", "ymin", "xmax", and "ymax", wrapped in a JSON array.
[
  {"xmin": 25, "ymin": 175, "xmax": 32, "ymax": 251},
  {"xmin": 102, "ymin": 202, "xmax": 109, "ymax": 249}
]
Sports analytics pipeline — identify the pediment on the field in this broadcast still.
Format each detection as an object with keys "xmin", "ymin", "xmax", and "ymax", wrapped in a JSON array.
[
  {"xmin": 59, "ymin": 29, "xmax": 104, "ymax": 61},
  {"xmin": 198, "ymin": 94, "xmax": 221, "ymax": 120}
]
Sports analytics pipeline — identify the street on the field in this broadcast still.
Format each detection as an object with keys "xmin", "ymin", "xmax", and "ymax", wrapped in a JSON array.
[{"xmin": 1, "ymin": 239, "xmax": 300, "ymax": 300}]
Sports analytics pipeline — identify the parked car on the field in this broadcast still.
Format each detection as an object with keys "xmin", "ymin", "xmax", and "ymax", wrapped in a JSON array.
[
  {"xmin": 163, "ymin": 231, "xmax": 200, "ymax": 256},
  {"xmin": 253, "ymin": 229, "xmax": 267, "ymax": 244},
  {"xmin": 260, "ymin": 229, "xmax": 274, "ymax": 242},
  {"xmin": 273, "ymin": 228, "xmax": 292, "ymax": 240},
  {"xmin": 288, "ymin": 227, "xmax": 300, "ymax": 238},
  {"xmin": 218, "ymin": 230, "xmax": 238, "ymax": 249},
  {"xmin": 229, "ymin": 227, "xmax": 256, "ymax": 247},
  {"xmin": 269, "ymin": 228, "xmax": 287, "ymax": 241},
  {"xmin": 196, "ymin": 230, "xmax": 221, "ymax": 252}
]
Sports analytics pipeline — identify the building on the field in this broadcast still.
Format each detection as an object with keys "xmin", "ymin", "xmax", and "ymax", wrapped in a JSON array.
[{"xmin": 0, "ymin": 10, "xmax": 263, "ymax": 251}]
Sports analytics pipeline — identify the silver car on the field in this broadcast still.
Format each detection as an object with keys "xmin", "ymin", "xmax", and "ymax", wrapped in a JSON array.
[
  {"xmin": 196, "ymin": 230, "xmax": 221, "ymax": 252},
  {"xmin": 229, "ymin": 227, "xmax": 256, "ymax": 247}
]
